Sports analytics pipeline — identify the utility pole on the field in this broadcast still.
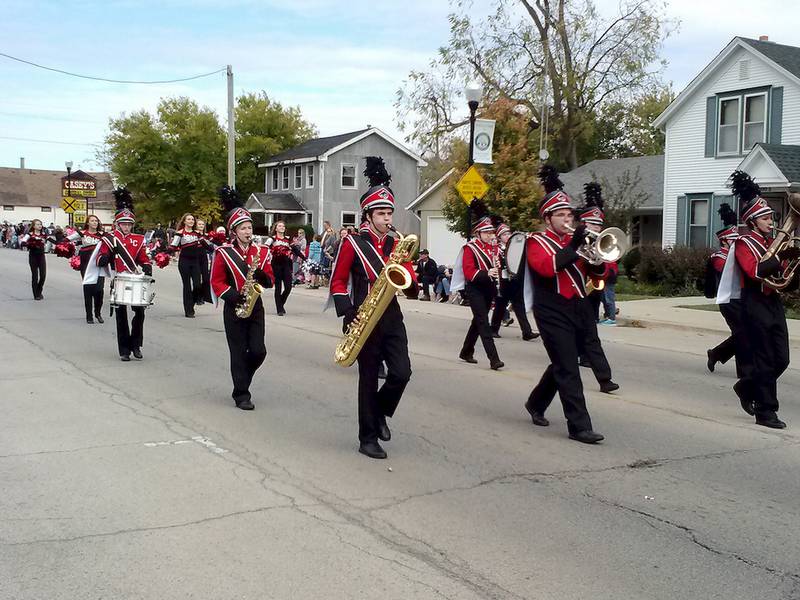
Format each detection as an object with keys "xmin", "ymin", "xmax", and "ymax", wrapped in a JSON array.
[{"xmin": 227, "ymin": 65, "xmax": 235, "ymax": 188}]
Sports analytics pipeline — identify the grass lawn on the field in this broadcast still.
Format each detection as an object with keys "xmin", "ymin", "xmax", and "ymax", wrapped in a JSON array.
[
  {"xmin": 678, "ymin": 303, "xmax": 800, "ymax": 320},
  {"xmin": 616, "ymin": 294, "xmax": 661, "ymax": 301}
]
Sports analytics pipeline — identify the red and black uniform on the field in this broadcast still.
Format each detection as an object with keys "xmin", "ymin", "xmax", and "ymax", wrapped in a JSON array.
[
  {"xmin": 459, "ymin": 239, "xmax": 502, "ymax": 365},
  {"xmin": 707, "ymin": 246, "xmax": 743, "ymax": 375},
  {"xmin": 270, "ymin": 234, "xmax": 295, "ymax": 315},
  {"xmin": 77, "ymin": 230, "xmax": 107, "ymax": 321},
  {"xmin": 198, "ymin": 233, "xmax": 214, "ymax": 304},
  {"xmin": 22, "ymin": 231, "xmax": 52, "ymax": 299},
  {"xmin": 170, "ymin": 229, "xmax": 204, "ymax": 317},
  {"xmin": 733, "ymin": 230, "xmax": 789, "ymax": 422},
  {"xmin": 525, "ymin": 228, "xmax": 607, "ymax": 435},
  {"xmin": 330, "ymin": 228, "xmax": 418, "ymax": 445},
  {"xmin": 211, "ymin": 241, "xmax": 274, "ymax": 407},
  {"xmin": 98, "ymin": 230, "xmax": 152, "ymax": 358},
  {"xmin": 490, "ymin": 231, "xmax": 536, "ymax": 339}
]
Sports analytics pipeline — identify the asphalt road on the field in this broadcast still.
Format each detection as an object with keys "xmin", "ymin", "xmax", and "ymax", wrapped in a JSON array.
[{"xmin": 1, "ymin": 248, "xmax": 799, "ymax": 599}]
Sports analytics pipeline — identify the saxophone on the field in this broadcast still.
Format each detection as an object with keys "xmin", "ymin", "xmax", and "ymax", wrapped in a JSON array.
[
  {"xmin": 334, "ymin": 226, "xmax": 419, "ymax": 367},
  {"xmin": 235, "ymin": 247, "xmax": 264, "ymax": 319}
]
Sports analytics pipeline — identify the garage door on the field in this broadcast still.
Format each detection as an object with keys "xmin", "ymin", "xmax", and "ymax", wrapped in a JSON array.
[{"xmin": 427, "ymin": 216, "xmax": 464, "ymax": 267}]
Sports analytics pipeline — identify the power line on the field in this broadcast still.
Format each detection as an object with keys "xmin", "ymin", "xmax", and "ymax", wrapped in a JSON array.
[
  {"xmin": 0, "ymin": 51, "xmax": 226, "ymax": 84},
  {"xmin": 0, "ymin": 135, "xmax": 101, "ymax": 147}
]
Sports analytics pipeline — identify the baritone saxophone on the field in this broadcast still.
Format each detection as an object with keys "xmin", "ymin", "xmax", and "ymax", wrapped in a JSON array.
[{"xmin": 334, "ymin": 227, "xmax": 419, "ymax": 367}]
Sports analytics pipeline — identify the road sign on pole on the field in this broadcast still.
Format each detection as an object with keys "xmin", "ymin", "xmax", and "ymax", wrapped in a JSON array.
[
  {"xmin": 455, "ymin": 165, "xmax": 490, "ymax": 205},
  {"xmin": 60, "ymin": 197, "xmax": 86, "ymax": 213}
]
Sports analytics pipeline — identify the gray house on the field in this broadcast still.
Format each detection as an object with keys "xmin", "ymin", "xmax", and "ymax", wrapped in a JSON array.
[
  {"xmin": 560, "ymin": 154, "xmax": 664, "ymax": 246},
  {"xmin": 254, "ymin": 127, "xmax": 426, "ymax": 234}
]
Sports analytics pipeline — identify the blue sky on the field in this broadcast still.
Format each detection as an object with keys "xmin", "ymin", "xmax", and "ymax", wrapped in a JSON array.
[{"xmin": 1, "ymin": 0, "xmax": 798, "ymax": 173}]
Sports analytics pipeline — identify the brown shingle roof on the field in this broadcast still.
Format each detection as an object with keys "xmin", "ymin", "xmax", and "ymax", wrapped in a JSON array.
[{"xmin": 0, "ymin": 167, "xmax": 115, "ymax": 209}]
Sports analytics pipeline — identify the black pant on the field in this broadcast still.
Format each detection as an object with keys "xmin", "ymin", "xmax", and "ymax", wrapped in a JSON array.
[
  {"xmin": 79, "ymin": 251, "xmax": 104, "ymax": 318},
  {"xmin": 179, "ymin": 256, "xmax": 201, "ymax": 316},
  {"xmin": 420, "ymin": 276, "xmax": 435, "ymax": 298},
  {"xmin": 199, "ymin": 252, "xmax": 212, "ymax": 303},
  {"xmin": 356, "ymin": 301, "xmax": 411, "ymax": 443},
  {"xmin": 461, "ymin": 282, "xmax": 500, "ymax": 361},
  {"xmin": 273, "ymin": 257, "xmax": 293, "ymax": 313},
  {"xmin": 223, "ymin": 299, "xmax": 267, "ymax": 405},
  {"xmin": 490, "ymin": 278, "xmax": 534, "ymax": 336},
  {"xmin": 115, "ymin": 305, "xmax": 145, "ymax": 356},
  {"xmin": 29, "ymin": 252, "xmax": 46, "ymax": 298},
  {"xmin": 577, "ymin": 298, "xmax": 612, "ymax": 383},
  {"xmin": 738, "ymin": 290, "xmax": 789, "ymax": 419},
  {"xmin": 709, "ymin": 300, "xmax": 744, "ymax": 377},
  {"xmin": 528, "ymin": 295, "xmax": 594, "ymax": 434}
]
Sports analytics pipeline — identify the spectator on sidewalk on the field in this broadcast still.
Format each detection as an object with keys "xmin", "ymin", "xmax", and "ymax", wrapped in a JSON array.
[
  {"xmin": 306, "ymin": 234, "xmax": 323, "ymax": 289},
  {"xmin": 292, "ymin": 227, "xmax": 307, "ymax": 283},
  {"xmin": 434, "ymin": 264, "xmax": 451, "ymax": 302},
  {"xmin": 415, "ymin": 249, "xmax": 438, "ymax": 301},
  {"xmin": 600, "ymin": 262, "xmax": 619, "ymax": 325}
]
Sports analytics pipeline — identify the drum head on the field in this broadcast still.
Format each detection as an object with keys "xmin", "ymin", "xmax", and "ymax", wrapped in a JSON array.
[{"xmin": 505, "ymin": 232, "xmax": 527, "ymax": 278}]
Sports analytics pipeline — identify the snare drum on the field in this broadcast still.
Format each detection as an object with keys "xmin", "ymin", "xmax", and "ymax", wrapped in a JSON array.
[
  {"xmin": 505, "ymin": 232, "xmax": 528, "ymax": 279},
  {"xmin": 110, "ymin": 272, "xmax": 156, "ymax": 307}
]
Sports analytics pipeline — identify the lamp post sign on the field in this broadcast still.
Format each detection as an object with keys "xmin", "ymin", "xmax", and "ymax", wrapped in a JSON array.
[{"xmin": 61, "ymin": 171, "xmax": 96, "ymax": 226}]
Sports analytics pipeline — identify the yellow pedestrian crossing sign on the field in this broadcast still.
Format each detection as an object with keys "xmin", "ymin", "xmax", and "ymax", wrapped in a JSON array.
[
  {"xmin": 455, "ymin": 165, "xmax": 489, "ymax": 205},
  {"xmin": 60, "ymin": 197, "xmax": 86, "ymax": 213}
]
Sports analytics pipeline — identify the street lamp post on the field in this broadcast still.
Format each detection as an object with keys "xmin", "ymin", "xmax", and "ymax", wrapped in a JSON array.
[
  {"xmin": 465, "ymin": 82, "xmax": 483, "ymax": 167},
  {"xmin": 65, "ymin": 161, "xmax": 73, "ymax": 229}
]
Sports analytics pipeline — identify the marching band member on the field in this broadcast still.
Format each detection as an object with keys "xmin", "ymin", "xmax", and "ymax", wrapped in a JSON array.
[
  {"xmin": 170, "ymin": 213, "xmax": 203, "ymax": 318},
  {"xmin": 452, "ymin": 202, "xmax": 504, "ymax": 370},
  {"xmin": 719, "ymin": 171, "xmax": 795, "ymax": 428},
  {"xmin": 211, "ymin": 186, "xmax": 274, "ymax": 411},
  {"xmin": 269, "ymin": 220, "xmax": 299, "ymax": 316},
  {"xmin": 705, "ymin": 203, "xmax": 742, "ymax": 376},
  {"xmin": 329, "ymin": 157, "xmax": 418, "ymax": 459},
  {"xmin": 523, "ymin": 166, "xmax": 606, "ymax": 444},
  {"xmin": 72, "ymin": 215, "xmax": 107, "ymax": 323},
  {"xmin": 20, "ymin": 219, "xmax": 53, "ymax": 300},
  {"xmin": 576, "ymin": 183, "xmax": 619, "ymax": 394},
  {"xmin": 489, "ymin": 221, "xmax": 538, "ymax": 340},
  {"xmin": 196, "ymin": 219, "xmax": 213, "ymax": 305},
  {"xmin": 97, "ymin": 188, "xmax": 152, "ymax": 362}
]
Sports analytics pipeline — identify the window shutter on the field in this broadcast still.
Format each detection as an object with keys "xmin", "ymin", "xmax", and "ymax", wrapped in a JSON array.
[
  {"xmin": 769, "ymin": 86, "xmax": 783, "ymax": 144},
  {"xmin": 676, "ymin": 195, "xmax": 688, "ymax": 245},
  {"xmin": 704, "ymin": 97, "xmax": 717, "ymax": 158}
]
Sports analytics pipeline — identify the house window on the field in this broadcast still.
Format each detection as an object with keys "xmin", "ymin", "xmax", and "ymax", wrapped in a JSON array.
[
  {"xmin": 341, "ymin": 163, "xmax": 356, "ymax": 188},
  {"xmin": 743, "ymin": 93, "xmax": 767, "ymax": 151},
  {"xmin": 3, "ymin": 205, "xmax": 14, "ymax": 211},
  {"xmin": 272, "ymin": 168, "xmax": 279, "ymax": 191},
  {"xmin": 717, "ymin": 97, "xmax": 740, "ymax": 155},
  {"xmin": 306, "ymin": 164, "xmax": 314, "ymax": 188},
  {"xmin": 41, "ymin": 207, "xmax": 52, "ymax": 212},
  {"xmin": 689, "ymin": 198, "xmax": 709, "ymax": 247},
  {"xmin": 341, "ymin": 211, "xmax": 357, "ymax": 228},
  {"xmin": 294, "ymin": 165, "xmax": 302, "ymax": 189},
  {"xmin": 282, "ymin": 167, "xmax": 289, "ymax": 190}
]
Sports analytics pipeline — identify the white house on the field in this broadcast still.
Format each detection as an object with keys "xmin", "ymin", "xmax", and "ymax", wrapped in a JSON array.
[{"xmin": 654, "ymin": 36, "xmax": 800, "ymax": 248}]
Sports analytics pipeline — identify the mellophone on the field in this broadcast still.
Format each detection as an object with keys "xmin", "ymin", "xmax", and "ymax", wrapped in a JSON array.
[{"xmin": 110, "ymin": 272, "xmax": 156, "ymax": 308}]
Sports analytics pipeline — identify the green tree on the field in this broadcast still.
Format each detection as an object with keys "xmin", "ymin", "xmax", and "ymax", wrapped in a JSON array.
[
  {"xmin": 396, "ymin": 0, "xmax": 676, "ymax": 170},
  {"xmin": 235, "ymin": 92, "xmax": 317, "ymax": 199}
]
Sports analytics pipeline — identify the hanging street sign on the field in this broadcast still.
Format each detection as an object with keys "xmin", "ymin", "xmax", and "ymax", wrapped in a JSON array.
[{"xmin": 455, "ymin": 165, "xmax": 490, "ymax": 205}]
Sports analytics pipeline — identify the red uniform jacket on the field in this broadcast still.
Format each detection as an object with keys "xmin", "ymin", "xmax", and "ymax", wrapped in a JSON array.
[
  {"xmin": 735, "ymin": 231, "xmax": 777, "ymax": 296},
  {"xmin": 211, "ymin": 242, "xmax": 274, "ymax": 303},
  {"xmin": 270, "ymin": 235, "xmax": 294, "ymax": 261},
  {"xmin": 98, "ymin": 230, "xmax": 150, "ymax": 273},
  {"xmin": 711, "ymin": 248, "xmax": 728, "ymax": 274},
  {"xmin": 526, "ymin": 228, "xmax": 606, "ymax": 300},
  {"xmin": 461, "ymin": 240, "xmax": 496, "ymax": 285},
  {"xmin": 330, "ymin": 229, "xmax": 417, "ymax": 317}
]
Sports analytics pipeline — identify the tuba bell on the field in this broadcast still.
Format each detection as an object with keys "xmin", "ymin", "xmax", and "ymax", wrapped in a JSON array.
[{"xmin": 759, "ymin": 192, "xmax": 800, "ymax": 290}]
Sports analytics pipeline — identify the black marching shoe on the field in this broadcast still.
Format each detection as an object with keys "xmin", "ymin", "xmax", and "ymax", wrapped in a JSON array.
[
  {"xmin": 120, "ymin": 355, "xmax": 131, "ymax": 362},
  {"xmin": 95, "ymin": 314, "xmax": 104, "ymax": 324},
  {"xmin": 277, "ymin": 310, "xmax": 286, "ymax": 316},
  {"xmin": 459, "ymin": 351, "xmax": 478, "ymax": 364},
  {"xmin": 132, "ymin": 348, "xmax": 143, "ymax": 360},
  {"xmin": 490, "ymin": 359, "xmax": 505, "ymax": 371},
  {"xmin": 236, "ymin": 399, "xmax": 255, "ymax": 411},
  {"xmin": 706, "ymin": 350, "xmax": 716, "ymax": 373},
  {"xmin": 599, "ymin": 380, "xmax": 620, "ymax": 394},
  {"xmin": 359, "ymin": 441, "xmax": 387, "ymax": 459},
  {"xmin": 524, "ymin": 402, "xmax": 550, "ymax": 427},
  {"xmin": 522, "ymin": 332, "xmax": 540, "ymax": 341},
  {"xmin": 492, "ymin": 331, "xmax": 501, "ymax": 338},
  {"xmin": 378, "ymin": 417, "xmax": 391, "ymax": 441},
  {"xmin": 185, "ymin": 313, "xmax": 195, "ymax": 318},
  {"xmin": 569, "ymin": 430, "xmax": 605, "ymax": 444},
  {"xmin": 86, "ymin": 317, "xmax": 94, "ymax": 324},
  {"xmin": 733, "ymin": 381, "xmax": 755, "ymax": 416},
  {"xmin": 755, "ymin": 416, "xmax": 786, "ymax": 429}
]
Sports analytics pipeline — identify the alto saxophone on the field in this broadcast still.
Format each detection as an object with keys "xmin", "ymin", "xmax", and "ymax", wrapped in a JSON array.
[
  {"xmin": 235, "ymin": 247, "xmax": 264, "ymax": 319},
  {"xmin": 334, "ymin": 226, "xmax": 419, "ymax": 367}
]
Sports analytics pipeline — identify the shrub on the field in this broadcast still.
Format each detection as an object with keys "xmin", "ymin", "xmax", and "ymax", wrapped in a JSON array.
[
  {"xmin": 622, "ymin": 245, "xmax": 642, "ymax": 281},
  {"xmin": 634, "ymin": 245, "xmax": 709, "ymax": 296}
]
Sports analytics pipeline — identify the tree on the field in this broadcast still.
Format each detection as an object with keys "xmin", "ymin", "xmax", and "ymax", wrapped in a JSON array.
[
  {"xmin": 235, "ymin": 92, "xmax": 317, "ymax": 199},
  {"xmin": 587, "ymin": 166, "xmax": 649, "ymax": 230},
  {"xmin": 396, "ymin": 0, "xmax": 676, "ymax": 170},
  {"xmin": 440, "ymin": 98, "xmax": 542, "ymax": 237}
]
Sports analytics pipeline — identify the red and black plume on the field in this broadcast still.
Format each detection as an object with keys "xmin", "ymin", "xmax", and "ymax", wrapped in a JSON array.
[
  {"xmin": 364, "ymin": 156, "xmax": 391, "ymax": 187},
  {"xmin": 730, "ymin": 171, "xmax": 761, "ymax": 204},
  {"xmin": 583, "ymin": 182, "xmax": 604, "ymax": 210},
  {"xmin": 113, "ymin": 187, "xmax": 133, "ymax": 211},
  {"xmin": 718, "ymin": 202, "xmax": 737, "ymax": 227},
  {"xmin": 538, "ymin": 164, "xmax": 563, "ymax": 195}
]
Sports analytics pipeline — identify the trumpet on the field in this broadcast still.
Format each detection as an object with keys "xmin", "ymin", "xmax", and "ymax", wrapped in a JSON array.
[{"xmin": 565, "ymin": 224, "xmax": 629, "ymax": 265}]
